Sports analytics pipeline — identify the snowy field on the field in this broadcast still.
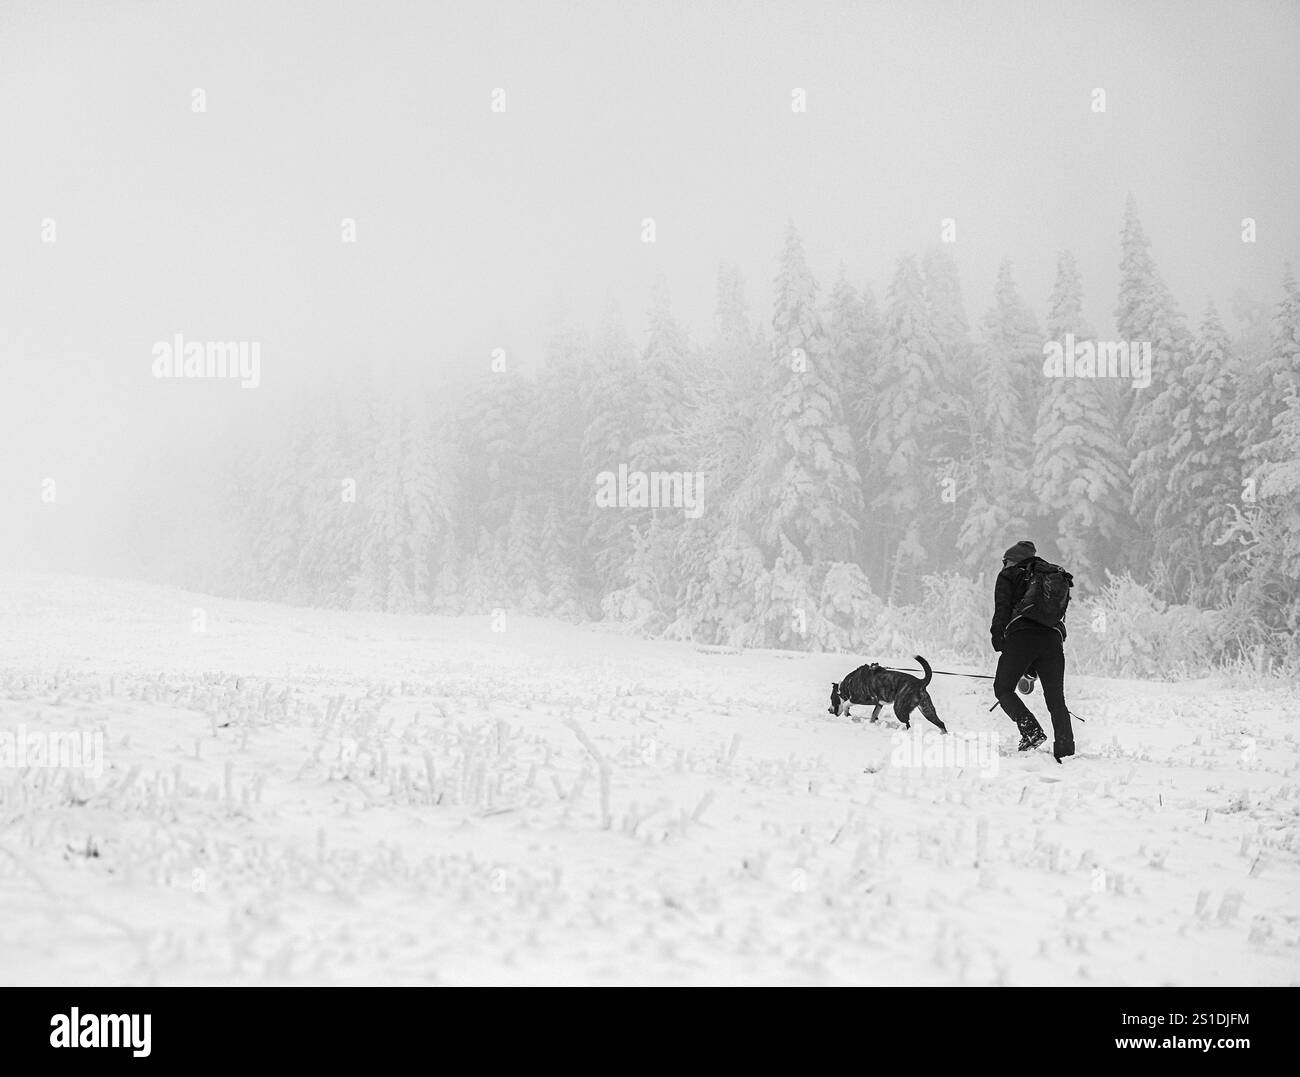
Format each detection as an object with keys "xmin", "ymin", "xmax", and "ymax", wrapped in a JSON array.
[{"xmin": 0, "ymin": 572, "xmax": 1297, "ymax": 986}]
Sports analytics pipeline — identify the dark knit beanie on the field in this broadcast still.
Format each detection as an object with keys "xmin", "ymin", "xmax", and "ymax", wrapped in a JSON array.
[{"xmin": 1002, "ymin": 540, "xmax": 1037, "ymax": 564}]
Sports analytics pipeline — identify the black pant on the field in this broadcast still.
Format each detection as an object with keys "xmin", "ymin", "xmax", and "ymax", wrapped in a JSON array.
[{"xmin": 995, "ymin": 624, "xmax": 1073, "ymax": 749}]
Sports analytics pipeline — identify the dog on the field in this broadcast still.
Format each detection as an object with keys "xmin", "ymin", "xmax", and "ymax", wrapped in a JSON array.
[{"xmin": 828, "ymin": 655, "xmax": 947, "ymax": 733}]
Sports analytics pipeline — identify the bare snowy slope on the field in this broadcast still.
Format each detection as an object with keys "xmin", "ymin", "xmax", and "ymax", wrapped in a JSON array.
[{"xmin": 0, "ymin": 572, "xmax": 1296, "ymax": 985}]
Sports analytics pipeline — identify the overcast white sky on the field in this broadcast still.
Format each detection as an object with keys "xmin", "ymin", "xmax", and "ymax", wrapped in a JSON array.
[{"xmin": 1, "ymin": 0, "xmax": 1297, "ymax": 568}]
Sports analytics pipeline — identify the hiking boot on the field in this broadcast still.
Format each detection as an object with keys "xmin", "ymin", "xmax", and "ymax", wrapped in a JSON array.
[
  {"xmin": 1053, "ymin": 741, "xmax": 1075, "ymax": 763},
  {"xmin": 1018, "ymin": 727, "xmax": 1047, "ymax": 752},
  {"xmin": 1017, "ymin": 672, "xmax": 1037, "ymax": 695}
]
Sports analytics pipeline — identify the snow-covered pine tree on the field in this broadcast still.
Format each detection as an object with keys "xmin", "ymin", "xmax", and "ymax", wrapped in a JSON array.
[
  {"xmin": 1223, "ymin": 281, "xmax": 1284, "ymax": 584},
  {"xmin": 823, "ymin": 269, "xmax": 871, "ymax": 467},
  {"xmin": 539, "ymin": 500, "xmax": 584, "ymax": 618},
  {"xmin": 479, "ymin": 526, "xmax": 512, "ymax": 614},
  {"xmin": 869, "ymin": 255, "xmax": 946, "ymax": 597},
  {"xmin": 713, "ymin": 263, "xmax": 762, "ymax": 395},
  {"xmin": 406, "ymin": 388, "xmax": 456, "ymax": 610},
  {"xmin": 1119, "ymin": 199, "xmax": 1194, "ymax": 591},
  {"xmin": 842, "ymin": 281, "xmax": 886, "ymax": 588},
  {"xmin": 456, "ymin": 369, "xmax": 533, "ymax": 547},
  {"xmin": 580, "ymin": 300, "xmax": 641, "ymax": 595},
  {"xmin": 923, "ymin": 246, "xmax": 972, "ymax": 368},
  {"xmin": 433, "ymin": 557, "xmax": 461, "ymax": 614},
  {"xmin": 352, "ymin": 387, "xmax": 404, "ymax": 610},
  {"xmin": 921, "ymin": 246, "xmax": 975, "ymax": 569},
  {"xmin": 821, "ymin": 270, "xmax": 889, "ymax": 606},
  {"xmin": 666, "ymin": 267, "xmax": 768, "ymax": 645},
  {"xmin": 630, "ymin": 274, "xmax": 695, "ymax": 473},
  {"xmin": 668, "ymin": 536, "xmax": 767, "ymax": 647},
  {"xmin": 347, "ymin": 377, "xmax": 455, "ymax": 614},
  {"xmin": 1226, "ymin": 289, "xmax": 1274, "ymax": 449},
  {"xmin": 1115, "ymin": 194, "xmax": 1181, "ymax": 428},
  {"xmin": 1231, "ymin": 268, "xmax": 1300, "ymax": 640},
  {"xmin": 504, "ymin": 499, "xmax": 547, "ymax": 612},
  {"xmin": 529, "ymin": 312, "xmax": 595, "ymax": 608},
  {"xmin": 1033, "ymin": 251, "xmax": 1129, "ymax": 577},
  {"xmin": 753, "ymin": 223, "xmax": 863, "ymax": 569},
  {"xmin": 823, "ymin": 272, "xmax": 870, "ymax": 423},
  {"xmin": 246, "ymin": 402, "xmax": 318, "ymax": 602},
  {"xmin": 296, "ymin": 385, "xmax": 372, "ymax": 606},
  {"xmin": 696, "ymin": 265, "xmax": 765, "ymax": 504},
  {"xmin": 1164, "ymin": 302, "xmax": 1241, "ymax": 600},
  {"xmin": 817, "ymin": 558, "xmax": 884, "ymax": 651},
  {"xmin": 712, "ymin": 225, "xmax": 866, "ymax": 644},
  {"xmin": 852, "ymin": 280, "xmax": 884, "ymax": 422},
  {"xmin": 627, "ymin": 281, "xmax": 703, "ymax": 632},
  {"xmin": 955, "ymin": 259, "xmax": 1039, "ymax": 569},
  {"xmin": 458, "ymin": 551, "xmax": 489, "ymax": 615},
  {"xmin": 1237, "ymin": 268, "xmax": 1300, "ymax": 475}
]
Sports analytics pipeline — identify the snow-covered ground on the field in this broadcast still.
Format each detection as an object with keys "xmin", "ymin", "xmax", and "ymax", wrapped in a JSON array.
[{"xmin": 0, "ymin": 572, "xmax": 1296, "ymax": 985}]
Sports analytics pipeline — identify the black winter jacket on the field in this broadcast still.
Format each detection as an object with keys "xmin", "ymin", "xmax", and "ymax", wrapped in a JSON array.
[{"xmin": 990, "ymin": 556, "xmax": 1067, "ymax": 650}]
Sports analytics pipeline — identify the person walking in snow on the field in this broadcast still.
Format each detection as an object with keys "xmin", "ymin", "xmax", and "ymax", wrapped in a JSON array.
[{"xmin": 990, "ymin": 539, "xmax": 1075, "ymax": 762}]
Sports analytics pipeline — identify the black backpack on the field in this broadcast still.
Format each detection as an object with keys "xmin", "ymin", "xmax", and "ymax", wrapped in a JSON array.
[{"xmin": 1013, "ymin": 558, "xmax": 1073, "ymax": 627}]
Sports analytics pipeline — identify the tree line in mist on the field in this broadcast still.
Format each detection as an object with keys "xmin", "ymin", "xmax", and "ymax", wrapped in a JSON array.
[{"xmin": 188, "ymin": 197, "xmax": 1299, "ymax": 664}]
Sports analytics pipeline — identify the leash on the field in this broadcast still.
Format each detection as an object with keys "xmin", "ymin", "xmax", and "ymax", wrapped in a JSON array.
[
  {"xmin": 883, "ymin": 666, "xmax": 995, "ymax": 680},
  {"xmin": 878, "ymin": 665, "xmax": 1088, "ymax": 724},
  {"xmin": 986, "ymin": 699, "xmax": 1088, "ymax": 723}
]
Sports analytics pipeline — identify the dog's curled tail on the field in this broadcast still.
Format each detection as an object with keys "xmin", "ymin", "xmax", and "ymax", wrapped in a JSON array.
[{"xmin": 914, "ymin": 655, "xmax": 933, "ymax": 689}]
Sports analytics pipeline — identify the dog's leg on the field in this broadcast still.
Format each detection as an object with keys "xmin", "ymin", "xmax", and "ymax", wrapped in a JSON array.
[
  {"xmin": 870, "ymin": 702, "xmax": 883, "ymax": 723},
  {"xmin": 917, "ymin": 692, "xmax": 947, "ymax": 734},
  {"xmin": 892, "ymin": 698, "xmax": 911, "ymax": 729}
]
